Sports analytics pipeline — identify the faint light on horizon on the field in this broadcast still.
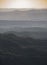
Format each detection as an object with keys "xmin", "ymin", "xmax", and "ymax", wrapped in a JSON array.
[{"xmin": 0, "ymin": 0, "xmax": 47, "ymax": 9}]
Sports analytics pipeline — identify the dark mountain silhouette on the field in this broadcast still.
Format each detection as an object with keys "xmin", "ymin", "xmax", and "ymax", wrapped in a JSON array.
[{"xmin": 0, "ymin": 33, "xmax": 47, "ymax": 65}]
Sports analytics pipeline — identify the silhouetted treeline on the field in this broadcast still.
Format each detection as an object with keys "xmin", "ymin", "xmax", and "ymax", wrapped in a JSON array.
[{"xmin": 0, "ymin": 33, "xmax": 47, "ymax": 65}]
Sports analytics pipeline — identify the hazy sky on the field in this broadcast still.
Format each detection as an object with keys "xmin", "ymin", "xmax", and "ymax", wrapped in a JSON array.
[
  {"xmin": 0, "ymin": 0, "xmax": 47, "ymax": 21},
  {"xmin": 0, "ymin": 0, "xmax": 47, "ymax": 9}
]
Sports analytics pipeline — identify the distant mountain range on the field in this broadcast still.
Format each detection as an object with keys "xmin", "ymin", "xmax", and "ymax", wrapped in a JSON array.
[
  {"xmin": 0, "ymin": 20, "xmax": 47, "ymax": 39},
  {"xmin": 0, "ymin": 9, "xmax": 47, "ymax": 21}
]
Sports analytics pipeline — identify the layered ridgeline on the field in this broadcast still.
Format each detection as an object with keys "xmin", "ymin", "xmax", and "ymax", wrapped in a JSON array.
[
  {"xmin": 0, "ymin": 9, "xmax": 47, "ymax": 39},
  {"xmin": 0, "ymin": 20, "xmax": 47, "ymax": 39}
]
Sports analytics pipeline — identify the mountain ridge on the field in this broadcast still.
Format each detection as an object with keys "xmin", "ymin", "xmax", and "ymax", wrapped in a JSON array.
[{"xmin": 0, "ymin": 9, "xmax": 47, "ymax": 21}]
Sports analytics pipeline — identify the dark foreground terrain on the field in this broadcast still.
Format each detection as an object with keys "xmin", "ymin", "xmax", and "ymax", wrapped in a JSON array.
[{"xmin": 0, "ymin": 33, "xmax": 47, "ymax": 65}]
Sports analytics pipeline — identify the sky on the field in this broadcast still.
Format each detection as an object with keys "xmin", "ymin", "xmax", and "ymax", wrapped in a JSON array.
[
  {"xmin": 0, "ymin": 0, "xmax": 47, "ymax": 21},
  {"xmin": 0, "ymin": 0, "xmax": 47, "ymax": 9}
]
